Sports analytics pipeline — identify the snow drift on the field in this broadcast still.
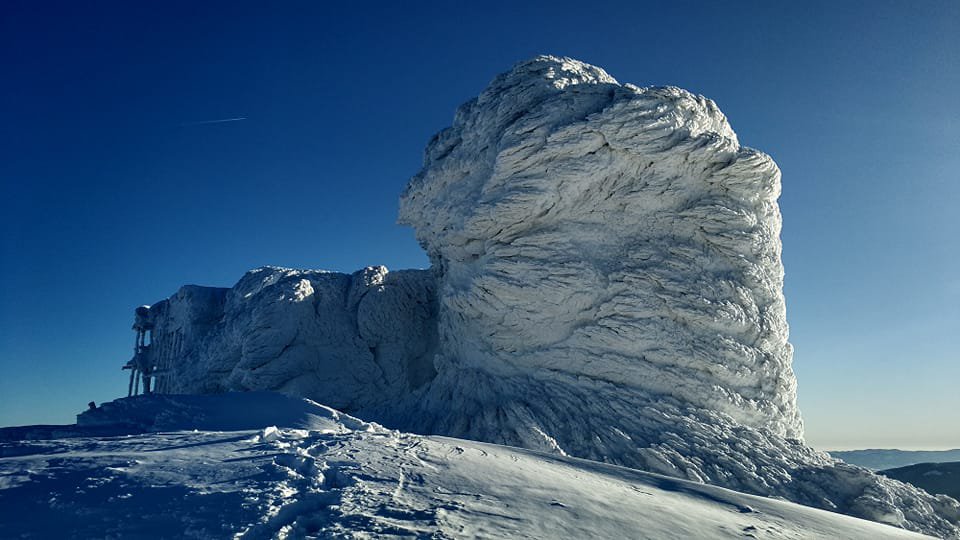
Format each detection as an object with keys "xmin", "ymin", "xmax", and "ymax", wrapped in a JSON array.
[
  {"xmin": 127, "ymin": 56, "xmax": 959, "ymax": 537},
  {"xmin": 0, "ymin": 393, "xmax": 931, "ymax": 539}
]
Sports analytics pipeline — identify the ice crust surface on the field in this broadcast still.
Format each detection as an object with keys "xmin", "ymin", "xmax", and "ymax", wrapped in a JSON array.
[
  {"xmin": 0, "ymin": 393, "xmax": 935, "ymax": 539},
  {"xmin": 110, "ymin": 56, "xmax": 959, "ymax": 537}
]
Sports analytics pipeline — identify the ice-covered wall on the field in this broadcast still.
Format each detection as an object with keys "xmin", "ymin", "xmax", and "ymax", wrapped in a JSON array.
[{"xmin": 145, "ymin": 266, "xmax": 438, "ymax": 417}]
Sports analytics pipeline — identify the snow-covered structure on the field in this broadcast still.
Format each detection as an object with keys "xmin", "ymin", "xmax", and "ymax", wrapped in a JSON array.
[
  {"xmin": 132, "ymin": 56, "xmax": 960, "ymax": 537},
  {"xmin": 145, "ymin": 267, "xmax": 437, "ymax": 418}
]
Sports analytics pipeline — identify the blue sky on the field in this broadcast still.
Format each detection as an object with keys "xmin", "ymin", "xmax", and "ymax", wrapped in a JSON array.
[{"xmin": 1, "ymin": 1, "xmax": 957, "ymax": 450}]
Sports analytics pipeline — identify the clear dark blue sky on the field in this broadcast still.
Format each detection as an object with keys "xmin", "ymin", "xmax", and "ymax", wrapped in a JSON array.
[{"xmin": 1, "ymin": 1, "xmax": 957, "ymax": 449}]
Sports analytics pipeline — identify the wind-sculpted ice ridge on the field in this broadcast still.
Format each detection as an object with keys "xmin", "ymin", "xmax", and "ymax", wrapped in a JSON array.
[
  {"xmin": 399, "ymin": 56, "xmax": 800, "ymax": 438},
  {"xmin": 399, "ymin": 56, "xmax": 960, "ymax": 537},
  {"xmin": 134, "ymin": 56, "xmax": 959, "ymax": 537}
]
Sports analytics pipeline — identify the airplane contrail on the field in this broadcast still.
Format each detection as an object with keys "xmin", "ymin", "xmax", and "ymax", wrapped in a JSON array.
[{"xmin": 180, "ymin": 117, "xmax": 247, "ymax": 126}]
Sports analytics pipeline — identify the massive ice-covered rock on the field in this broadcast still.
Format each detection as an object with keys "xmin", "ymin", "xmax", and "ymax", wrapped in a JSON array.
[
  {"xmin": 134, "ymin": 56, "xmax": 960, "ymax": 537},
  {"xmin": 399, "ymin": 55, "xmax": 800, "ymax": 439},
  {"xmin": 399, "ymin": 56, "xmax": 959, "ymax": 537}
]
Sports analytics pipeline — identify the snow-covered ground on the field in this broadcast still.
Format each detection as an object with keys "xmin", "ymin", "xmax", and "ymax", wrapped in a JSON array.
[{"xmin": 0, "ymin": 393, "xmax": 932, "ymax": 539}]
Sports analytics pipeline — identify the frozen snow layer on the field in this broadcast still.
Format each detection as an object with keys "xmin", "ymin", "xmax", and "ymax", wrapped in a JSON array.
[
  {"xmin": 400, "ymin": 55, "xmax": 801, "ymax": 439},
  {"xmin": 75, "ymin": 392, "xmax": 372, "ymax": 434},
  {"xmin": 406, "ymin": 367, "xmax": 960, "ymax": 537},
  {"xmin": 144, "ymin": 266, "xmax": 437, "ymax": 418},
  {"xmin": 0, "ymin": 393, "xmax": 933, "ymax": 539}
]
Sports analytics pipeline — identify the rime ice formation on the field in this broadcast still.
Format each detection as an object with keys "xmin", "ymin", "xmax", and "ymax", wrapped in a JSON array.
[
  {"xmin": 145, "ymin": 266, "xmax": 437, "ymax": 418},
  {"xmin": 398, "ymin": 56, "xmax": 800, "ymax": 440},
  {"xmin": 130, "ymin": 57, "xmax": 960, "ymax": 537},
  {"xmin": 395, "ymin": 56, "xmax": 960, "ymax": 537}
]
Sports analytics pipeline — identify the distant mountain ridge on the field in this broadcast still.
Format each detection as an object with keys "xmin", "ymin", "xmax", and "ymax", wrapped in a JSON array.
[
  {"xmin": 831, "ymin": 449, "xmax": 960, "ymax": 471},
  {"xmin": 880, "ymin": 462, "xmax": 960, "ymax": 501}
]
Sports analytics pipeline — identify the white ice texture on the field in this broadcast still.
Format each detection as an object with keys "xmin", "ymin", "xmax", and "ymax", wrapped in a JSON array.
[
  {"xmin": 134, "ymin": 56, "xmax": 959, "ymax": 537},
  {"xmin": 0, "ymin": 393, "xmax": 935, "ymax": 539}
]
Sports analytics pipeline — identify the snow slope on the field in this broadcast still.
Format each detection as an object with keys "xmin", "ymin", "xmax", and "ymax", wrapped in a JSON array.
[
  {"xmin": 0, "ymin": 394, "xmax": 933, "ymax": 539},
  {"xmin": 118, "ymin": 56, "xmax": 960, "ymax": 537}
]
